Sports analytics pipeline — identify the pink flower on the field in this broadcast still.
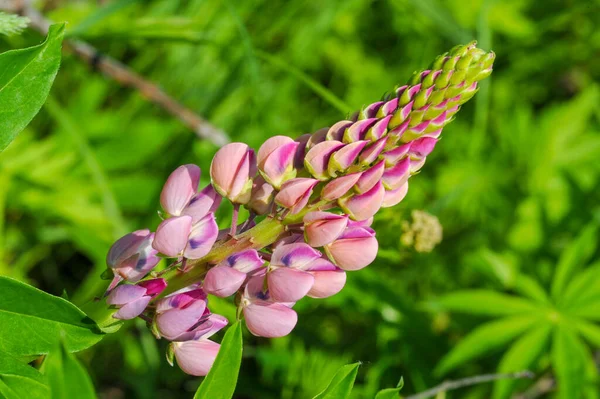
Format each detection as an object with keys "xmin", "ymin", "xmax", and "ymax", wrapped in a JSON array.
[
  {"xmin": 257, "ymin": 136, "xmax": 299, "ymax": 189},
  {"xmin": 203, "ymin": 249, "xmax": 265, "ymax": 297},
  {"xmin": 324, "ymin": 226, "xmax": 378, "ymax": 270},
  {"xmin": 169, "ymin": 313, "xmax": 228, "ymax": 376},
  {"xmin": 247, "ymin": 176, "xmax": 275, "ymax": 215},
  {"xmin": 106, "ymin": 278, "xmax": 167, "ymax": 320},
  {"xmin": 107, "ymin": 229, "xmax": 160, "ymax": 282},
  {"xmin": 240, "ymin": 273, "xmax": 298, "ymax": 338},
  {"xmin": 154, "ymin": 287, "xmax": 209, "ymax": 340},
  {"xmin": 304, "ymin": 141, "xmax": 345, "ymax": 180},
  {"xmin": 160, "ymin": 164, "xmax": 201, "ymax": 217},
  {"xmin": 274, "ymin": 178, "xmax": 319, "ymax": 214},
  {"xmin": 267, "ymin": 243, "xmax": 321, "ymax": 302},
  {"xmin": 210, "ymin": 143, "xmax": 257, "ymax": 204},
  {"xmin": 153, "ymin": 213, "xmax": 219, "ymax": 260},
  {"xmin": 303, "ymin": 211, "xmax": 348, "ymax": 247},
  {"xmin": 338, "ymin": 181, "xmax": 385, "ymax": 221}
]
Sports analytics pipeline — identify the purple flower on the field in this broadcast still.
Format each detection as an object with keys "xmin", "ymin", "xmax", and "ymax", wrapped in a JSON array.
[
  {"xmin": 203, "ymin": 249, "xmax": 265, "ymax": 297},
  {"xmin": 107, "ymin": 229, "xmax": 160, "ymax": 282},
  {"xmin": 106, "ymin": 278, "xmax": 167, "ymax": 320}
]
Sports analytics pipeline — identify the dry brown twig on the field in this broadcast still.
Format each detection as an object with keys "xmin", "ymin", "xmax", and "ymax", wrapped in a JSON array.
[{"xmin": 0, "ymin": 0, "xmax": 230, "ymax": 146}]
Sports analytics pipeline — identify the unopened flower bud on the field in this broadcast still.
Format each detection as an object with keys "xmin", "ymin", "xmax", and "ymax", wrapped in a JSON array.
[
  {"xmin": 210, "ymin": 143, "xmax": 257, "ymax": 204},
  {"xmin": 303, "ymin": 211, "xmax": 348, "ymax": 247},
  {"xmin": 325, "ymin": 227, "xmax": 378, "ymax": 270},
  {"xmin": 107, "ymin": 229, "xmax": 160, "ymax": 282},
  {"xmin": 106, "ymin": 278, "xmax": 167, "ymax": 320}
]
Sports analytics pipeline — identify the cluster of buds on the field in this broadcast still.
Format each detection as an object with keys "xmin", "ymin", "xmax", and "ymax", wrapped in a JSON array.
[{"xmin": 102, "ymin": 42, "xmax": 494, "ymax": 376}]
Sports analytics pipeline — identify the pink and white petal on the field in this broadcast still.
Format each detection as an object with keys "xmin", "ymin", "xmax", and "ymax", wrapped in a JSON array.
[
  {"xmin": 304, "ymin": 213, "xmax": 348, "ymax": 248},
  {"xmin": 339, "ymin": 181, "xmax": 385, "ymax": 221},
  {"xmin": 293, "ymin": 134, "xmax": 311, "ymax": 169},
  {"xmin": 153, "ymin": 216, "xmax": 193, "ymax": 257},
  {"xmin": 107, "ymin": 229, "xmax": 150, "ymax": 268},
  {"xmin": 354, "ymin": 160, "xmax": 385, "ymax": 193},
  {"xmin": 160, "ymin": 165, "xmax": 201, "ymax": 216},
  {"xmin": 106, "ymin": 284, "xmax": 147, "ymax": 306},
  {"xmin": 257, "ymin": 135, "xmax": 295, "ymax": 169},
  {"xmin": 113, "ymin": 296, "xmax": 151, "ymax": 320},
  {"xmin": 203, "ymin": 266, "xmax": 248, "ymax": 297},
  {"xmin": 173, "ymin": 340, "xmax": 220, "ymax": 376},
  {"xmin": 182, "ymin": 185, "xmax": 222, "ymax": 223},
  {"xmin": 229, "ymin": 149, "xmax": 255, "ymax": 201},
  {"xmin": 325, "ymin": 232, "xmax": 378, "ymax": 271},
  {"xmin": 409, "ymin": 137, "xmax": 438, "ymax": 159},
  {"xmin": 268, "ymin": 268, "xmax": 315, "ymax": 302},
  {"xmin": 225, "ymin": 249, "xmax": 264, "ymax": 273},
  {"xmin": 304, "ymin": 141, "xmax": 345, "ymax": 180},
  {"xmin": 308, "ymin": 269, "xmax": 347, "ymax": 298},
  {"xmin": 183, "ymin": 213, "xmax": 219, "ymax": 259},
  {"xmin": 156, "ymin": 299, "xmax": 207, "ymax": 340},
  {"xmin": 382, "ymin": 182, "xmax": 409, "ymax": 208},
  {"xmin": 243, "ymin": 300, "xmax": 298, "ymax": 338},
  {"xmin": 210, "ymin": 143, "xmax": 251, "ymax": 195},
  {"xmin": 358, "ymin": 136, "xmax": 387, "ymax": 165},
  {"xmin": 322, "ymin": 173, "xmax": 362, "ymax": 201},
  {"xmin": 271, "ymin": 243, "xmax": 322, "ymax": 269},
  {"xmin": 329, "ymin": 141, "xmax": 368, "ymax": 174},
  {"xmin": 262, "ymin": 141, "xmax": 299, "ymax": 187},
  {"xmin": 382, "ymin": 157, "xmax": 410, "ymax": 190},
  {"xmin": 274, "ymin": 178, "xmax": 318, "ymax": 209}
]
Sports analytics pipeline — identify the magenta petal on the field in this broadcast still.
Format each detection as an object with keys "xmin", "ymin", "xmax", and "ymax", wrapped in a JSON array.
[
  {"xmin": 268, "ymin": 267, "xmax": 314, "ymax": 302},
  {"xmin": 382, "ymin": 182, "xmax": 409, "ymax": 207},
  {"xmin": 156, "ymin": 288, "xmax": 207, "ymax": 313},
  {"xmin": 366, "ymin": 115, "xmax": 392, "ymax": 141},
  {"xmin": 271, "ymin": 243, "xmax": 322, "ymax": 270},
  {"xmin": 113, "ymin": 296, "xmax": 151, "ymax": 320},
  {"xmin": 122, "ymin": 233, "xmax": 161, "ymax": 282},
  {"xmin": 326, "ymin": 121, "xmax": 354, "ymax": 141},
  {"xmin": 243, "ymin": 301, "xmax": 298, "ymax": 338},
  {"xmin": 173, "ymin": 340, "xmax": 220, "ymax": 376},
  {"xmin": 306, "ymin": 127, "xmax": 328, "ymax": 148},
  {"xmin": 304, "ymin": 141, "xmax": 345, "ymax": 180},
  {"xmin": 409, "ymin": 137, "xmax": 438, "ymax": 159},
  {"xmin": 156, "ymin": 299, "xmax": 207, "ymax": 340},
  {"xmin": 355, "ymin": 160, "xmax": 385, "ymax": 193},
  {"xmin": 153, "ymin": 216, "xmax": 193, "ymax": 257},
  {"xmin": 308, "ymin": 269, "xmax": 347, "ymax": 298},
  {"xmin": 322, "ymin": 173, "xmax": 362, "ymax": 201},
  {"xmin": 343, "ymin": 118, "xmax": 377, "ymax": 143},
  {"xmin": 325, "ymin": 228, "xmax": 378, "ymax": 271},
  {"xmin": 182, "ymin": 185, "xmax": 222, "ymax": 223},
  {"xmin": 303, "ymin": 212, "xmax": 348, "ymax": 247},
  {"xmin": 184, "ymin": 213, "xmax": 218, "ymax": 259},
  {"xmin": 160, "ymin": 165, "xmax": 200, "ymax": 216},
  {"xmin": 262, "ymin": 141, "xmax": 299, "ymax": 188},
  {"xmin": 274, "ymin": 178, "xmax": 318, "ymax": 213},
  {"xmin": 107, "ymin": 284, "xmax": 147, "ymax": 306},
  {"xmin": 382, "ymin": 143, "xmax": 411, "ymax": 166},
  {"xmin": 257, "ymin": 135, "xmax": 295, "ymax": 169},
  {"xmin": 328, "ymin": 141, "xmax": 368, "ymax": 176},
  {"xmin": 382, "ymin": 157, "xmax": 410, "ymax": 190},
  {"xmin": 361, "ymin": 101, "xmax": 384, "ymax": 119},
  {"xmin": 340, "ymin": 181, "xmax": 385, "ymax": 221},
  {"xmin": 358, "ymin": 136, "xmax": 387, "ymax": 165},
  {"xmin": 210, "ymin": 143, "xmax": 255, "ymax": 202},
  {"xmin": 293, "ymin": 134, "xmax": 311, "ymax": 169},
  {"xmin": 176, "ymin": 313, "xmax": 229, "ymax": 341},
  {"xmin": 138, "ymin": 278, "xmax": 167, "ymax": 297},
  {"xmin": 203, "ymin": 266, "xmax": 247, "ymax": 297},
  {"xmin": 107, "ymin": 229, "xmax": 150, "ymax": 269}
]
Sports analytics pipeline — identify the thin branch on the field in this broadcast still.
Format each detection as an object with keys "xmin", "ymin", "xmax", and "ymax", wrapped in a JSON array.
[
  {"xmin": 404, "ymin": 371, "xmax": 535, "ymax": 399},
  {"xmin": 0, "ymin": 0, "xmax": 229, "ymax": 146}
]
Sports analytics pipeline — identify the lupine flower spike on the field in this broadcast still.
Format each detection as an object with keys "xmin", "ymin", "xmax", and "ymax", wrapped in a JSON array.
[{"xmin": 102, "ymin": 42, "xmax": 494, "ymax": 376}]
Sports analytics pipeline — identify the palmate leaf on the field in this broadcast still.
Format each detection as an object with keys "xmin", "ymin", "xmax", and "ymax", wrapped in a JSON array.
[
  {"xmin": 41, "ymin": 340, "xmax": 97, "ymax": 399},
  {"xmin": 434, "ymin": 290, "xmax": 539, "ymax": 316},
  {"xmin": 312, "ymin": 363, "xmax": 360, "ymax": 399},
  {"xmin": 574, "ymin": 319, "xmax": 600, "ymax": 347},
  {"xmin": 0, "ymin": 24, "xmax": 65, "ymax": 151},
  {"xmin": 0, "ymin": 350, "xmax": 49, "ymax": 399},
  {"xmin": 552, "ymin": 325, "xmax": 585, "ymax": 399},
  {"xmin": 551, "ymin": 222, "xmax": 598, "ymax": 300},
  {"xmin": 0, "ymin": 277, "xmax": 103, "ymax": 357},
  {"xmin": 493, "ymin": 324, "xmax": 552, "ymax": 399},
  {"xmin": 562, "ymin": 261, "xmax": 600, "ymax": 308},
  {"xmin": 435, "ymin": 315, "xmax": 539, "ymax": 376},
  {"xmin": 194, "ymin": 321, "xmax": 243, "ymax": 399}
]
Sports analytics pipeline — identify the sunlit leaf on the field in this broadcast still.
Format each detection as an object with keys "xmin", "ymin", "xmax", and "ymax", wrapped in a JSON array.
[
  {"xmin": 0, "ymin": 24, "xmax": 64, "ymax": 151},
  {"xmin": 0, "ymin": 350, "xmax": 49, "ymax": 399},
  {"xmin": 552, "ymin": 325, "xmax": 585, "ymax": 399},
  {"xmin": 312, "ymin": 362, "xmax": 360, "ymax": 399},
  {"xmin": 434, "ymin": 290, "xmax": 539, "ymax": 316},
  {"xmin": 436, "ymin": 315, "xmax": 540, "ymax": 376},
  {"xmin": 375, "ymin": 377, "xmax": 404, "ymax": 399},
  {"xmin": 194, "ymin": 321, "xmax": 243, "ymax": 399},
  {"xmin": 0, "ymin": 277, "xmax": 103, "ymax": 357}
]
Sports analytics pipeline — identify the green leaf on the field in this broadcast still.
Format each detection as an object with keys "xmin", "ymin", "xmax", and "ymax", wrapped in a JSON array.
[
  {"xmin": 570, "ymin": 299, "xmax": 600, "ymax": 321},
  {"xmin": 194, "ymin": 321, "xmax": 243, "ymax": 399},
  {"xmin": 552, "ymin": 326, "xmax": 585, "ymax": 399},
  {"xmin": 0, "ymin": 23, "xmax": 65, "ymax": 152},
  {"xmin": 552, "ymin": 222, "xmax": 599, "ymax": 300},
  {"xmin": 514, "ymin": 275, "xmax": 549, "ymax": 304},
  {"xmin": 436, "ymin": 315, "xmax": 539, "ymax": 376},
  {"xmin": 562, "ymin": 262, "xmax": 600, "ymax": 307},
  {"xmin": 574, "ymin": 319, "xmax": 600, "ymax": 347},
  {"xmin": 312, "ymin": 362, "xmax": 360, "ymax": 399},
  {"xmin": 41, "ymin": 339, "xmax": 97, "ymax": 399},
  {"xmin": 0, "ymin": 277, "xmax": 103, "ymax": 357},
  {"xmin": 374, "ymin": 377, "xmax": 404, "ymax": 399},
  {"xmin": 434, "ymin": 290, "xmax": 539, "ymax": 316},
  {"xmin": 493, "ymin": 324, "xmax": 552, "ymax": 399},
  {"xmin": 0, "ymin": 350, "xmax": 49, "ymax": 399}
]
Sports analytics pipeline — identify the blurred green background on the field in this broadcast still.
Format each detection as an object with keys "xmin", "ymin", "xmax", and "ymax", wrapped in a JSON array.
[{"xmin": 1, "ymin": 0, "xmax": 600, "ymax": 398}]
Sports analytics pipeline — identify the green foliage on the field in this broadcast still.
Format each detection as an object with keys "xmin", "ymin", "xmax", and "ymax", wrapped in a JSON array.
[
  {"xmin": 0, "ymin": 23, "xmax": 64, "ymax": 151},
  {"xmin": 0, "ymin": 351, "xmax": 49, "ymax": 399},
  {"xmin": 434, "ymin": 222, "xmax": 600, "ymax": 398},
  {"xmin": 374, "ymin": 377, "xmax": 404, "ymax": 399},
  {"xmin": 194, "ymin": 321, "xmax": 243, "ymax": 399},
  {"xmin": 41, "ymin": 339, "xmax": 97, "ymax": 399},
  {"xmin": 312, "ymin": 363, "xmax": 360, "ymax": 399},
  {"xmin": 0, "ymin": 13, "xmax": 30, "ymax": 36},
  {"xmin": 0, "ymin": 277, "xmax": 102, "ymax": 357}
]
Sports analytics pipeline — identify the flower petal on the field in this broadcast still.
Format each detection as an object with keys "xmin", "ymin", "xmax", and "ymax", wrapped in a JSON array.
[
  {"xmin": 304, "ymin": 141, "xmax": 344, "ymax": 180},
  {"xmin": 203, "ymin": 266, "xmax": 248, "ymax": 297},
  {"xmin": 381, "ymin": 182, "xmax": 409, "ymax": 207},
  {"xmin": 308, "ymin": 269, "xmax": 346, "ymax": 298},
  {"xmin": 182, "ymin": 185, "xmax": 222, "ymax": 223},
  {"xmin": 325, "ymin": 228, "xmax": 378, "ymax": 271},
  {"xmin": 243, "ymin": 300, "xmax": 298, "ymax": 338},
  {"xmin": 160, "ymin": 164, "xmax": 200, "ymax": 216},
  {"xmin": 156, "ymin": 299, "xmax": 207, "ymax": 340},
  {"xmin": 339, "ymin": 181, "xmax": 385, "ymax": 221},
  {"xmin": 355, "ymin": 160, "xmax": 385, "ymax": 193},
  {"xmin": 106, "ymin": 284, "xmax": 147, "ymax": 306},
  {"xmin": 113, "ymin": 296, "xmax": 151, "ymax": 320},
  {"xmin": 382, "ymin": 157, "xmax": 410, "ymax": 190},
  {"xmin": 224, "ymin": 249, "xmax": 264, "ymax": 273},
  {"xmin": 303, "ymin": 212, "xmax": 348, "ymax": 247},
  {"xmin": 261, "ymin": 141, "xmax": 299, "ymax": 188},
  {"xmin": 274, "ymin": 178, "xmax": 318, "ymax": 213},
  {"xmin": 153, "ymin": 216, "xmax": 193, "ymax": 257},
  {"xmin": 268, "ymin": 267, "xmax": 315, "ymax": 302},
  {"xmin": 107, "ymin": 229, "xmax": 151, "ymax": 269},
  {"xmin": 184, "ymin": 213, "xmax": 218, "ymax": 259},
  {"xmin": 173, "ymin": 340, "xmax": 220, "ymax": 376},
  {"xmin": 322, "ymin": 173, "xmax": 362, "ymax": 201},
  {"xmin": 257, "ymin": 135, "xmax": 295, "ymax": 169},
  {"xmin": 271, "ymin": 243, "xmax": 322, "ymax": 270},
  {"xmin": 328, "ymin": 141, "xmax": 368, "ymax": 176}
]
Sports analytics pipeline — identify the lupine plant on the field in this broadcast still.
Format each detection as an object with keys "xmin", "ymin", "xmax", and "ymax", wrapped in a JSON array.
[{"xmin": 0, "ymin": 22, "xmax": 499, "ymax": 398}]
